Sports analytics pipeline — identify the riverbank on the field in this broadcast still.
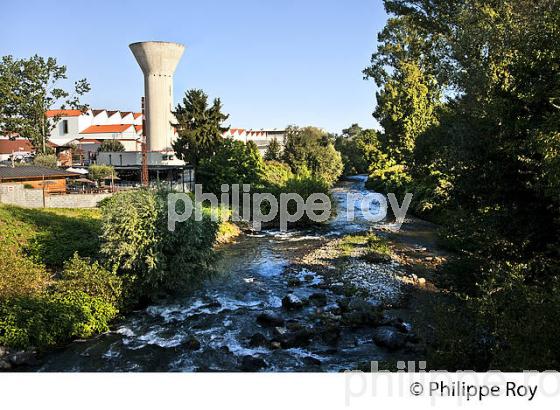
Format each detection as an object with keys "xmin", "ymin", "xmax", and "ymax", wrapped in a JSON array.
[
  {"xmin": 282, "ymin": 215, "xmax": 452, "ymax": 369},
  {"xmin": 0, "ymin": 203, "xmax": 241, "ymax": 370},
  {"xmin": 7, "ymin": 178, "xmax": 450, "ymax": 371}
]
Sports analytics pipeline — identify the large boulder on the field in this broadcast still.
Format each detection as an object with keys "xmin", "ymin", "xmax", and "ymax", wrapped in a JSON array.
[
  {"xmin": 256, "ymin": 311, "xmax": 285, "ymax": 327},
  {"xmin": 240, "ymin": 355, "xmax": 267, "ymax": 371},
  {"xmin": 248, "ymin": 333, "xmax": 269, "ymax": 348},
  {"xmin": 182, "ymin": 336, "xmax": 201, "ymax": 351},
  {"xmin": 7, "ymin": 350, "xmax": 38, "ymax": 366},
  {"xmin": 279, "ymin": 329, "xmax": 314, "ymax": 348},
  {"xmin": 282, "ymin": 294, "xmax": 304, "ymax": 310},
  {"xmin": 0, "ymin": 359, "xmax": 12, "ymax": 371},
  {"xmin": 373, "ymin": 327, "xmax": 408, "ymax": 351},
  {"xmin": 308, "ymin": 292, "xmax": 328, "ymax": 306},
  {"xmin": 340, "ymin": 298, "xmax": 383, "ymax": 327}
]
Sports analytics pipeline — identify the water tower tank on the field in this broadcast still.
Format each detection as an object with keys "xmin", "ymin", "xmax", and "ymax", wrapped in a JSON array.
[{"xmin": 129, "ymin": 41, "xmax": 185, "ymax": 152}]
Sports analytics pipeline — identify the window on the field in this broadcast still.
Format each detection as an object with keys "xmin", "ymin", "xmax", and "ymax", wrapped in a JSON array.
[{"xmin": 61, "ymin": 120, "xmax": 68, "ymax": 135}]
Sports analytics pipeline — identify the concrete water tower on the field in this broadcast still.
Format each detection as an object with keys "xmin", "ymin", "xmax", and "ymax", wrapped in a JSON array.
[{"xmin": 129, "ymin": 41, "xmax": 185, "ymax": 152}]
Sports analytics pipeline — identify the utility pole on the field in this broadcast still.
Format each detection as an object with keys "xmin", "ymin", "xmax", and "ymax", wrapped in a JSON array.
[{"xmin": 141, "ymin": 97, "xmax": 149, "ymax": 187}]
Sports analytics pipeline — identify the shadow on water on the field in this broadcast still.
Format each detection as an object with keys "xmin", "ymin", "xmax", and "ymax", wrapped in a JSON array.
[{"xmin": 34, "ymin": 176, "xmax": 410, "ymax": 372}]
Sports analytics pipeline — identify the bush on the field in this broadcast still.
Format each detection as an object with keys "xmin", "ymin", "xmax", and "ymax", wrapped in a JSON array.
[
  {"xmin": 261, "ymin": 160, "xmax": 293, "ymax": 188},
  {"xmin": 257, "ymin": 174, "xmax": 333, "ymax": 229},
  {"xmin": 100, "ymin": 189, "xmax": 219, "ymax": 303},
  {"xmin": 32, "ymin": 153, "xmax": 57, "ymax": 168},
  {"xmin": 0, "ymin": 291, "xmax": 117, "ymax": 350},
  {"xmin": 98, "ymin": 139, "xmax": 125, "ymax": 152},
  {"xmin": 54, "ymin": 253, "xmax": 122, "ymax": 305},
  {"xmin": 0, "ymin": 248, "xmax": 50, "ymax": 299}
]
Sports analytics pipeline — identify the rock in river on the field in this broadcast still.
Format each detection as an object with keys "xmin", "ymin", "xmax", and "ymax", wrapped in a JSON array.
[
  {"xmin": 257, "ymin": 311, "xmax": 285, "ymax": 327},
  {"xmin": 372, "ymin": 327, "xmax": 408, "ymax": 351},
  {"xmin": 340, "ymin": 297, "xmax": 383, "ymax": 327},
  {"xmin": 182, "ymin": 336, "xmax": 201, "ymax": 351},
  {"xmin": 248, "ymin": 333, "xmax": 269, "ymax": 348},
  {"xmin": 282, "ymin": 294, "xmax": 304, "ymax": 310},
  {"xmin": 308, "ymin": 292, "xmax": 328, "ymax": 306},
  {"xmin": 240, "ymin": 355, "xmax": 268, "ymax": 371}
]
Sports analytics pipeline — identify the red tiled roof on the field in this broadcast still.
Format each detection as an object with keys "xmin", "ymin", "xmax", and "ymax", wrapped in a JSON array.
[
  {"xmin": 80, "ymin": 124, "xmax": 134, "ymax": 134},
  {"xmin": 92, "ymin": 109, "xmax": 105, "ymax": 116},
  {"xmin": 0, "ymin": 139, "xmax": 33, "ymax": 154},
  {"xmin": 106, "ymin": 111, "xmax": 119, "ymax": 117},
  {"xmin": 133, "ymin": 113, "xmax": 142, "ymax": 119},
  {"xmin": 45, "ymin": 109, "xmax": 83, "ymax": 118},
  {"xmin": 134, "ymin": 125, "xmax": 143, "ymax": 133}
]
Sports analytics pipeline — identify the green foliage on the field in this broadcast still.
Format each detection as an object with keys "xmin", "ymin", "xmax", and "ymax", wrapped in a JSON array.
[
  {"xmin": 0, "ymin": 206, "xmax": 115, "ymax": 350},
  {"xmin": 32, "ymin": 153, "xmax": 58, "ymax": 168},
  {"xmin": 54, "ymin": 253, "xmax": 122, "ymax": 306},
  {"xmin": 100, "ymin": 189, "xmax": 219, "ymax": 303},
  {"xmin": 88, "ymin": 164, "xmax": 114, "ymax": 183},
  {"xmin": 197, "ymin": 138, "xmax": 264, "ymax": 196},
  {"xmin": 0, "ymin": 55, "xmax": 90, "ymax": 152},
  {"xmin": 368, "ymin": 0, "xmax": 560, "ymax": 370},
  {"xmin": 172, "ymin": 89, "xmax": 229, "ymax": 168},
  {"xmin": 282, "ymin": 125, "xmax": 343, "ymax": 186},
  {"xmin": 0, "ymin": 291, "xmax": 116, "ymax": 350},
  {"xmin": 257, "ymin": 174, "xmax": 333, "ymax": 229},
  {"xmin": 264, "ymin": 137, "xmax": 282, "ymax": 161},
  {"xmin": 261, "ymin": 160, "xmax": 293, "ymax": 188},
  {"xmin": 336, "ymin": 126, "xmax": 385, "ymax": 175},
  {"xmin": 0, "ymin": 205, "xmax": 101, "ymax": 271},
  {"xmin": 98, "ymin": 139, "xmax": 125, "ymax": 152}
]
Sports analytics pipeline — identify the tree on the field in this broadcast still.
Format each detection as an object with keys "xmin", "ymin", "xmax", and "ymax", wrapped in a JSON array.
[
  {"xmin": 172, "ymin": 89, "xmax": 229, "ymax": 169},
  {"xmin": 88, "ymin": 164, "xmax": 115, "ymax": 185},
  {"xmin": 197, "ymin": 138, "xmax": 264, "ymax": 196},
  {"xmin": 335, "ymin": 125, "xmax": 385, "ymax": 175},
  {"xmin": 366, "ymin": 0, "xmax": 560, "ymax": 370},
  {"xmin": 0, "ymin": 55, "xmax": 90, "ymax": 153},
  {"xmin": 264, "ymin": 138, "xmax": 282, "ymax": 161},
  {"xmin": 282, "ymin": 126, "xmax": 343, "ymax": 186},
  {"xmin": 98, "ymin": 139, "xmax": 125, "ymax": 152}
]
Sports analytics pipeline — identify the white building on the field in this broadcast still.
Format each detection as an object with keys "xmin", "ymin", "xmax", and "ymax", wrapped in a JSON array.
[
  {"xmin": 222, "ymin": 128, "xmax": 285, "ymax": 155},
  {"xmin": 47, "ymin": 109, "xmax": 144, "ymax": 163}
]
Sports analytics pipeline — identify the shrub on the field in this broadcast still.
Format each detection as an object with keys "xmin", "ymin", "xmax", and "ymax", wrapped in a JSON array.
[
  {"xmin": 257, "ymin": 174, "xmax": 333, "ymax": 229},
  {"xmin": 32, "ymin": 153, "xmax": 57, "ymax": 168},
  {"xmin": 0, "ymin": 248, "xmax": 50, "ymax": 299},
  {"xmin": 261, "ymin": 160, "xmax": 293, "ymax": 188},
  {"xmin": 98, "ymin": 139, "xmax": 125, "ymax": 152},
  {"xmin": 0, "ymin": 291, "xmax": 117, "ymax": 350},
  {"xmin": 100, "ymin": 189, "xmax": 219, "ymax": 303},
  {"xmin": 54, "ymin": 253, "xmax": 122, "ymax": 305}
]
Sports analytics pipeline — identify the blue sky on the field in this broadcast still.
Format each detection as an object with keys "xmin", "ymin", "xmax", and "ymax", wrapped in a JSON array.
[{"xmin": 1, "ymin": 0, "xmax": 387, "ymax": 133}]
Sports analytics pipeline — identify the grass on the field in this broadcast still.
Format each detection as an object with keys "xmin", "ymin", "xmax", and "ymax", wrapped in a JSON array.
[
  {"xmin": 338, "ymin": 232, "xmax": 392, "ymax": 262},
  {"xmin": 0, "ymin": 205, "xmax": 102, "ymax": 299},
  {"xmin": 0, "ymin": 206, "xmax": 101, "ymax": 271}
]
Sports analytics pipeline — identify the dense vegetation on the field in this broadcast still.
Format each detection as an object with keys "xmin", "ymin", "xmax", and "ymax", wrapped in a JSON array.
[
  {"xmin": 361, "ymin": 0, "xmax": 560, "ymax": 370},
  {"xmin": 0, "ymin": 195, "xmax": 229, "ymax": 351},
  {"xmin": 282, "ymin": 126, "xmax": 343, "ymax": 186}
]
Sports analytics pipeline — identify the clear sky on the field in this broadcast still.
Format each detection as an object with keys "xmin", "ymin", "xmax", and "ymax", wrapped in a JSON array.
[{"xmin": 0, "ymin": 0, "xmax": 387, "ymax": 133}]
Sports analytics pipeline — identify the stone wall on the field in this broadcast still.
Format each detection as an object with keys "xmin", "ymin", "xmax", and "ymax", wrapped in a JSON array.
[{"xmin": 0, "ymin": 183, "xmax": 111, "ymax": 208}]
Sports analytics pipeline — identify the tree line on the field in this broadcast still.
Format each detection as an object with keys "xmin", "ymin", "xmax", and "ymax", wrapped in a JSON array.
[{"xmin": 353, "ymin": 0, "xmax": 560, "ymax": 370}]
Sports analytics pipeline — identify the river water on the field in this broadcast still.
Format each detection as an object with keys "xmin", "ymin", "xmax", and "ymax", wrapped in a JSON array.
[{"xmin": 35, "ymin": 176, "xmax": 411, "ymax": 372}]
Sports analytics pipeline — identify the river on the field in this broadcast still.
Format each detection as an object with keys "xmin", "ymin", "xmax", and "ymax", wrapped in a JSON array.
[{"xmin": 34, "ymin": 176, "xmax": 420, "ymax": 371}]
